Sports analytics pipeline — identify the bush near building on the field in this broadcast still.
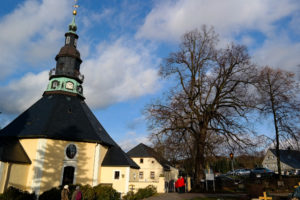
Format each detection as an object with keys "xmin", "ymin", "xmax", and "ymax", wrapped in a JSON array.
[
  {"xmin": 0, "ymin": 186, "xmax": 36, "ymax": 200},
  {"xmin": 123, "ymin": 185, "xmax": 157, "ymax": 200},
  {"xmin": 0, "ymin": 184, "xmax": 120, "ymax": 200}
]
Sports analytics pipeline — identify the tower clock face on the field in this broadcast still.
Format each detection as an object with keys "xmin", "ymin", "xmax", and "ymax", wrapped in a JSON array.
[{"xmin": 66, "ymin": 81, "xmax": 74, "ymax": 90}]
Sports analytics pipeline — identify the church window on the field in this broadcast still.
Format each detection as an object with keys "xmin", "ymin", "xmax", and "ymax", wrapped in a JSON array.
[
  {"xmin": 114, "ymin": 171, "xmax": 120, "ymax": 180},
  {"xmin": 133, "ymin": 173, "xmax": 136, "ymax": 180},
  {"xmin": 51, "ymin": 80, "xmax": 59, "ymax": 89},
  {"xmin": 140, "ymin": 158, "xmax": 143, "ymax": 164},
  {"xmin": 66, "ymin": 144, "xmax": 77, "ymax": 159},
  {"xmin": 150, "ymin": 171, "xmax": 155, "ymax": 179},
  {"xmin": 66, "ymin": 36, "xmax": 71, "ymax": 45},
  {"xmin": 74, "ymin": 39, "xmax": 78, "ymax": 47},
  {"xmin": 139, "ymin": 171, "xmax": 143, "ymax": 179}
]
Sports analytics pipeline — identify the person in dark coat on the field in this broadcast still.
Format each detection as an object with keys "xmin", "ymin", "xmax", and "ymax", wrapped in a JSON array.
[{"xmin": 290, "ymin": 185, "xmax": 300, "ymax": 200}]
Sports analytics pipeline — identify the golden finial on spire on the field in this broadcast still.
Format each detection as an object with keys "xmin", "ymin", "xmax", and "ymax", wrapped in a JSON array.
[{"xmin": 73, "ymin": 0, "xmax": 79, "ymax": 15}]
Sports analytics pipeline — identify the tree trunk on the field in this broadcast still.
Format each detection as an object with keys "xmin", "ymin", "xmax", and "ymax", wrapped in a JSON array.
[
  {"xmin": 271, "ymin": 94, "xmax": 282, "ymax": 179},
  {"xmin": 194, "ymin": 128, "xmax": 207, "ymax": 188}
]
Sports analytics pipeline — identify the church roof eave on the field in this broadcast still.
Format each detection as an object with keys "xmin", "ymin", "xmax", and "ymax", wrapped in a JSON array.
[{"xmin": 0, "ymin": 137, "xmax": 31, "ymax": 164}]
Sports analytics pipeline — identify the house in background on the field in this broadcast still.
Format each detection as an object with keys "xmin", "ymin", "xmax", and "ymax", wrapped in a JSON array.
[
  {"xmin": 0, "ymin": 7, "xmax": 140, "ymax": 197},
  {"xmin": 262, "ymin": 148, "xmax": 300, "ymax": 174},
  {"xmin": 127, "ymin": 143, "xmax": 179, "ymax": 193}
]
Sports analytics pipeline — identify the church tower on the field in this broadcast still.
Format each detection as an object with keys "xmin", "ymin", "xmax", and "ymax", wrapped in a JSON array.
[
  {"xmin": 0, "ymin": 3, "xmax": 139, "ymax": 197},
  {"xmin": 45, "ymin": 7, "xmax": 84, "ymax": 99}
]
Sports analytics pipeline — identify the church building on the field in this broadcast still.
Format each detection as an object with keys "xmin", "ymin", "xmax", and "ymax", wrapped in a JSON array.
[{"xmin": 0, "ymin": 6, "xmax": 140, "ymax": 197}]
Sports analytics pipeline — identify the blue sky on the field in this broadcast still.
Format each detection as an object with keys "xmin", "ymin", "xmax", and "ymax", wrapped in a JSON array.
[{"xmin": 0, "ymin": 0, "xmax": 300, "ymax": 151}]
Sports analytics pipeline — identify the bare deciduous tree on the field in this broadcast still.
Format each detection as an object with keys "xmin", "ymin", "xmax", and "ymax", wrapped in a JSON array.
[
  {"xmin": 255, "ymin": 66, "xmax": 300, "ymax": 178},
  {"xmin": 146, "ymin": 26, "xmax": 258, "ymax": 185}
]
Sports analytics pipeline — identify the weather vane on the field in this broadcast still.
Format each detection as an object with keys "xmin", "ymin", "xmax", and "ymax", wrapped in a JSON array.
[{"xmin": 73, "ymin": 0, "xmax": 79, "ymax": 15}]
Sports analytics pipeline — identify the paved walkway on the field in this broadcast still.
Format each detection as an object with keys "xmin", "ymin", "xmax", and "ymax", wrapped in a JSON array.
[{"xmin": 145, "ymin": 193, "xmax": 248, "ymax": 200}]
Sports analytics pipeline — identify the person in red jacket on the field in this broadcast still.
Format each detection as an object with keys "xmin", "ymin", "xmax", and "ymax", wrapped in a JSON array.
[
  {"xmin": 175, "ymin": 178, "xmax": 179, "ymax": 192},
  {"xmin": 176, "ymin": 176, "xmax": 185, "ymax": 193}
]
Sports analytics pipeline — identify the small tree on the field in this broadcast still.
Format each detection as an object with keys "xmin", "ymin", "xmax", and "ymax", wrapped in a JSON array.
[{"xmin": 255, "ymin": 66, "xmax": 300, "ymax": 178}]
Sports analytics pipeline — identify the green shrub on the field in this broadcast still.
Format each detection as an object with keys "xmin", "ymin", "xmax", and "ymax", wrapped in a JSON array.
[
  {"xmin": 39, "ymin": 184, "xmax": 120, "ymax": 200},
  {"xmin": 93, "ymin": 185, "xmax": 120, "ymax": 200},
  {"xmin": 39, "ymin": 187, "xmax": 61, "ymax": 200},
  {"xmin": 0, "ymin": 186, "xmax": 36, "ymax": 200},
  {"xmin": 123, "ymin": 185, "xmax": 157, "ymax": 200},
  {"xmin": 135, "ymin": 185, "xmax": 157, "ymax": 199},
  {"xmin": 81, "ymin": 185, "xmax": 95, "ymax": 200},
  {"xmin": 122, "ymin": 191, "xmax": 136, "ymax": 200}
]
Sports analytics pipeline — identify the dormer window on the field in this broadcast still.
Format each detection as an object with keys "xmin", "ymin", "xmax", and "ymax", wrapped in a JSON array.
[
  {"xmin": 140, "ymin": 158, "xmax": 143, "ymax": 164},
  {"xmin": 66, "ymin": 36, "xmax": 71, "ymax": 45}
]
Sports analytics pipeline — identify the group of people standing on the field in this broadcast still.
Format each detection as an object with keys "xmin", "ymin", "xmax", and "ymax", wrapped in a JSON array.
[
  {"xmin": 175, "ymin": 176, "xmax": 186, "ymax": 193},
  {"xmin": 61, "ymin": 185, "xmax": 82, "ymax": 200}
]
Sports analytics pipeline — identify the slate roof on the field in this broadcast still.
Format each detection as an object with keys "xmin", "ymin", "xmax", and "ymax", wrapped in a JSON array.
[
  {"xmin": 0, "ymin": 94, "xmax": 114, "ymax": 144},
  {"xmin": 102, "ymin": 145, "xmax": 140, "ymax": 169},
  {"xmin": 0, "ymin": 94, "xmax": 139, "ymax": 169},
  {"xmin": 0, "ymin": 137, "xmax": 31, "ymax": 164},
  {"xmin": 127, "ymin": 143, "xmax": 172, "ymax": 171},
  {"xmin": 270, "ymin": 149, "xmax": 300, "ymax": 169}
]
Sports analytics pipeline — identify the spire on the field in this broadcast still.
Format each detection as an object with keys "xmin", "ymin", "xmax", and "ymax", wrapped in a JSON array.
[{"xmin": 69, "ymin": 1, "xmax": 79, "ymax": 34}]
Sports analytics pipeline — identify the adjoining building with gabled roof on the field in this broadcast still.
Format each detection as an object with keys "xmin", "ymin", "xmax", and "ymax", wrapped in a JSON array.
[
  {"xmin": 0, "ymin": 7, "xmax": 139, "ymax": 197},
  {"xmin": 127, "ymin": 143, "xmax": 179, "ymax": 193},
  {"xmin": 262, "ymin": 148, "xmax": 300, "ymax": 174}
]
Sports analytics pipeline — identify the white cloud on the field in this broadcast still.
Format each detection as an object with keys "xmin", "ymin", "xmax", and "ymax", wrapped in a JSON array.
[
  {"xmin": 0, "ymin": 71, "xmax": 48, "ymax": 114},
  {"xmin": 240, "ymin": 35, "xmax": 255, "ymax": 47},
  {"xmin": 82, "ymin": 38, "xmax": 160, "ymax": 109},
  {"xmin": 289, "ymin": 12, "xmax": 300, "ymax": 35},
  {"xmin": 0, "ymin": 37, "xmax": 160, "ymax": 114},
  {"xmin": 118, "ymin": 132, "xmax": 151, "ymax": 152},
  {"xmin": 138, "ymin": 0, "xmax": 300, "ymax": 72},
  {"xmin": 137, "ymin": 0, "xmax": 298, "ymax": 42},
  {"xmin": 0, "ymin": 0, "xmax": 71, "ymax": 79},
  {"xmin": 0, "ymin": 0, "xmax": 160, "ymax": 115},
  {"xmin": 253, "ymin": 35, "xmax": 300, "ymax": 72},
  {"xmin": 81, "ymin": 8, "xmax": 114, "ymax": 30}
]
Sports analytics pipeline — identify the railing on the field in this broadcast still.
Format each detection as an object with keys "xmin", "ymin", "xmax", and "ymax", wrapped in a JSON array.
[{"xmin": 49, "ymin": 68, "xmax": 84, "ymax": 82}]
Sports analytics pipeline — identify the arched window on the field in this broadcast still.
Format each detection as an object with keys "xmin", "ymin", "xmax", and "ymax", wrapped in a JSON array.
[
  {"xmin": 51, "ymin": 81, "xmax": 59, "ymax": 89},
  {"xmin": 66, "ymin": 36, "xmax": 71, "ymax": 45}
]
